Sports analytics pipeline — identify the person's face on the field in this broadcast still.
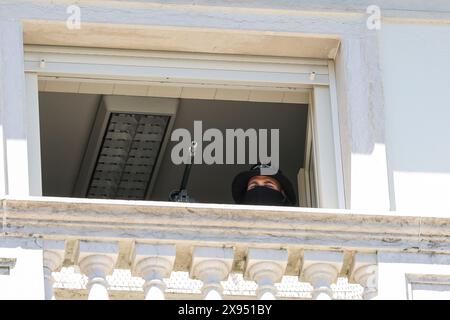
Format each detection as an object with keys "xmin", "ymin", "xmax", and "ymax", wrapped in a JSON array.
[{"xmin": 247, "ymin": 175, "xmax": 282, "ymax": 192}]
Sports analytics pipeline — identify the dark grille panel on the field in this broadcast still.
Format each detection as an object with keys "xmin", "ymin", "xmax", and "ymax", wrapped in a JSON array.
[{"xmin": 87, "ymin": 113, "xmax": 169, "ymax": 200}]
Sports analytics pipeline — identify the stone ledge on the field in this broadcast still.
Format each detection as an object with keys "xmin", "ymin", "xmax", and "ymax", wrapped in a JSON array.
[{"xmin": 2, "ymin": 196, "xmax": 450, "ymax": 255}]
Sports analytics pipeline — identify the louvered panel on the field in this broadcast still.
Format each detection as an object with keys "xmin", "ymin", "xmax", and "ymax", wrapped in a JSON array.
[
  {"xmin": 87, "ymin": 113, "xmax": 169, "ymax": 199},
  {"xmin": 74, "ymin": 95, "xmax": 179, "ymax": 200}
]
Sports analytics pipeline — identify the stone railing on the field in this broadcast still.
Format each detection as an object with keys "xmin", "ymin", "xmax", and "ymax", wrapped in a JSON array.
[{"xmin": 2, "ymin": 196, "xmax": 450, "ymax": 300}]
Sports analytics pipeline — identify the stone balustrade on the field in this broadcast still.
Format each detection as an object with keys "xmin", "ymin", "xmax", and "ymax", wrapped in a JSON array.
[
  {"xmin": 131, "ymin": 244, "xmax": 176, "ymax": 300},
  {"xmin": 44, "ymin": 241, "xmax": 364, "ymax": 300},
  {"xmin": 3, "ymin": 196, "xmax": 450, "ymax": 299}
]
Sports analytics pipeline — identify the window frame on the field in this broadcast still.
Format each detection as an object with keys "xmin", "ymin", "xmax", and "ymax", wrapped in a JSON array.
[{"xmin": 24, "ymin": 45, "xmax": 345, "ymax": 209}]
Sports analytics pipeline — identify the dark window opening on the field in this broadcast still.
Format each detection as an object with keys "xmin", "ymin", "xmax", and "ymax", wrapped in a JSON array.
[{"xmin": 38, "ymin": 91, "xmax": 309, "ymax": 206}]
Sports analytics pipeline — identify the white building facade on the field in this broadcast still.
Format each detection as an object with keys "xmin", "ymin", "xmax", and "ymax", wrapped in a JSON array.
[{"xmin": 0, "ymin": 0, "xmax": 450, "ymax": 300}]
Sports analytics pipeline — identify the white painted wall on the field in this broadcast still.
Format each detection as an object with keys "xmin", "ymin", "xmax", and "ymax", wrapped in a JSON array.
[
  {"xmin": 334, "ymin": 35, "xmax": 391, "ymax": 212},
  {"xmin": 0, "ymin": 1, "xmax": 449, "ymax": 213},
  {"xmin": 0, "ymin": 246, "xmax": 45, "ymax": 299},
  {"xmin": 0, "ymin": 21, "xmax": 36, "ymax": 197},
  {"xmin": 377, "ymin": 252, "xmax": 450, "ymax": 300},
  {"xmin": 380, "ymin": 23, "xmax": 450, "ymax": 215}
]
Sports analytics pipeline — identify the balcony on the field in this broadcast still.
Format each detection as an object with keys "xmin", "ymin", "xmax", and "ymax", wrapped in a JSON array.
[{"xmin": 2, "ymin": 196, "xmax": 450, "ymax": 299}]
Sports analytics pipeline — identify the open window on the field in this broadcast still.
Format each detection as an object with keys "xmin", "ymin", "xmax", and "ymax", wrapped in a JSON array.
[{"xmin": 26, "ymin": 45, "xmax": 344, "ymax": 208}]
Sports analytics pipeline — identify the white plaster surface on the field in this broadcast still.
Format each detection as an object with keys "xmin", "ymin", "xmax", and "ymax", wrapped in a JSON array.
[
  {"xmin": 0, "ymin": 247, "xmax": 45, "ymax": 299},
  {"xmin": 377, "ymin": 252, "xmax": 450, "ymax": 300},
  {"xmin": 1, "ymin": 0, "xmax": 450, "ymax": 300},
  {"xmin": 380, "ymin": 23, "xmax": 450, "ymax": 215}
]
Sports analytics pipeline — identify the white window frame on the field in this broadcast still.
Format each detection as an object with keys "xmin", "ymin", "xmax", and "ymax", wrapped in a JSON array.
[
  {"xmin": 406, "ymin": 274, "xmax": 450, "ymax": 300},
  {"xmin": 24, "ymin": 45, "xmax": 345, "ymax": 209}
]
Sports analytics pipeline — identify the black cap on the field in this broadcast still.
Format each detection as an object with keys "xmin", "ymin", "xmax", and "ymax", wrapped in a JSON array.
[{"xmin": 231, "ymin": 164, "xmax": 297, "ymax": 205}]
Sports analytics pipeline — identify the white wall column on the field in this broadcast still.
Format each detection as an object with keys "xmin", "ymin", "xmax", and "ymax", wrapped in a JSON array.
[
  {"xmin": 335, "ymin": 36, "xmax": 391, "ymax": 211},
  {"xmin": 24, "ymin": 72, "xmax": 42, "ymax": 196},
  {"xmin": 244, "ymin": 248, "xmax": 288, "ymax": 300},
  {"xmin": 42, "ymin": 240, "xmax": 65, "ymax": 300},
  {"xmin": 76, "ymin": 241, "xmax": 118, "ymax": 300},
  {"xmin": 312, "ymin": 85, "xmax": 343, "ymax": 209},
  {"xmin": 0, "ymin": 21, "xmax": 33, "ymax": 196},
  {"xmin": 131, "ymin": 244, "xmax": 176, "ymax": 300},
  {"xmin": 190, "ymin": 247, "xmax": 234, "ymax": 300},
  {"xmin": 350, "ymin": 253, "xmax": 378, "ymax": 300},
  {"xmin": 301, "ymin": 251, "xmax": 343, "ymax": 300}
]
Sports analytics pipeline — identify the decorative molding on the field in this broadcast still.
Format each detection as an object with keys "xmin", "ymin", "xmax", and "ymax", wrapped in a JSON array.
[
  {"xmin": 0, "ymin": 258, "xmax": 17, "ymax": 275},
  {"xmin": 244, "ymin": 248, "xmax": 288, "ymax": 299},
  {"xmin": 350, "ymin": 253, "xmax": 378, "ymax": 300},
  {"xmin": 131, "ymin": 244, "xmax": 176, "ymax": 299},
  {"xmin": 42, "ymin": 244, "xmax": 64, "ymax": 300},
  {"xmin": 42, "ymin": 240, "xmax": 65, "ymax": 272},
  {"xmin": 3, "ymin": 197, "xmax": 450, "ymax": 257},
  {"xmin": 352, "ymin": 264, "xmax": 377, "ymax": 300},
  {"xmin": 190, "ymin": 247, "xmax": 234, "ymax": 299},
  {"xmin": 76, "ymin": 240, "xmax": 119, "ymax": 299},
  {"xmin": 301, "ymin": 250, "xmax": 344, "ymax": 299}
]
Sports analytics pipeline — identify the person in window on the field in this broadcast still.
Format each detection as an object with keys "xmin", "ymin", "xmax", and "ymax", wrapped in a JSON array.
[{"xmin": 232, "ymin": 163, "xmax": 297, "ymax": 206}]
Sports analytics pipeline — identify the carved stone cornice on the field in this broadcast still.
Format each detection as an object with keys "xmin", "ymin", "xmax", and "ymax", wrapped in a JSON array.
[{"xmin": 3, "ymin": 197, "xmax": 450, "ymax": 256}]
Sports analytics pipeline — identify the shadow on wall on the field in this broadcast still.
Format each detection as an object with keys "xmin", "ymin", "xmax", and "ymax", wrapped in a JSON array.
[
  {"xmin": 379, "ymin": 24, "xmax": 450, "ymax": 213},
  {"xmin": 335, "ymin": 24, "xmax": 450, "ymax": 212}
]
